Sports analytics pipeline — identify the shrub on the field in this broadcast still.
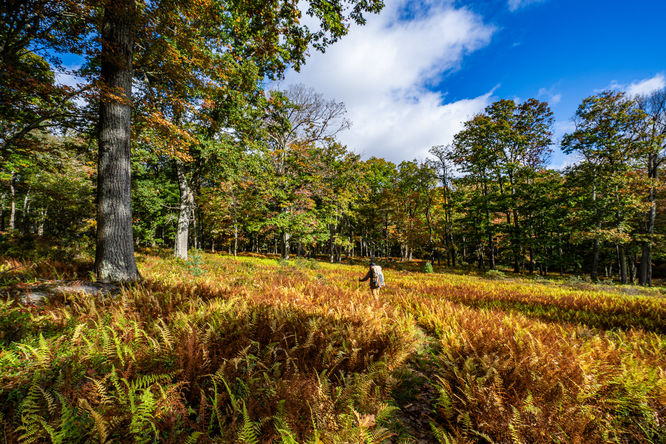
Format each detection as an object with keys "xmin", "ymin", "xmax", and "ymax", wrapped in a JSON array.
[
  {"xmin": 423, "ymin": 261, "xmax": 434, "ymax": 274},
  {"xmin": 186, "ymin": 250, "xmax": 206, "ymax": 276},
  {"xmin": 484, "ymin": 269, "xmax": 506, "ymax": 280},
  {"xmin": 292, "ymin": 258, "xmax": 321, "ymax": 270}
]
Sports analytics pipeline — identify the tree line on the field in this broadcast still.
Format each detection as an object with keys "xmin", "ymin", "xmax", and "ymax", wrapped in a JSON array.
[{"xmin": 2, "ymin": 2, "xmax": 665, "ymax": 284}]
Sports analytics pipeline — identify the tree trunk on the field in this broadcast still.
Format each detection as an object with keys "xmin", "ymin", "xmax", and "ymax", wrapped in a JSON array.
[
  {"xmin": 329, "ymin": 223, "xmax": 335, "ymax": 263},
  {"xmin": 9, "ymin": 171, "xmax": 15, "ymax": 230},
  {"xmin": 94, "ymin": 0, "xmax": 140, "ymax": 282},
  {"xmin": 639, "ymin": 153, "xmax": 657, "ymax": 285},
  {"xmin": 21, "ymin": 188, "xmax": 30, "ymax": 233},
  {"xmin": 37, "ymin": 208, "xmax": 46, "ymax": 236},
  {"xmin": 233, "ymin": 224, "xmax": 238, "ymax": 257},
  {"xmin": 0, "ymin": 192, "xmax": 5, "ymax": 231},
  {"xmin": 150, "ymin": 221, "xmax": 158, "ymax": 247},
  {"xmin": 621, "ymin": 247, "xmax": 629, "ymax": 284},
  {"xmin": 281, "ymin": 229, "xmax": 290, "ymax": 259},
  {"xmin": 174, "ymin": 158, "xmax": 194, "ymax": 260},
  {"xmin": 590, "ymin": 181, "xmax": 600, "ymax": 282},
  {"xmin": 384, "ymin": 212, "xmax": 389, "ymax": 258},
  {"xmin": 192, "ymin": 209, "xmax": 198, "ymax": 250},
  {"xmin": 617, "ymin": 244, "xmax": 628, "ymax": 284},
  {"xmin": 591, "ymin": 238, "xmax": 600, "ymax": 281}
]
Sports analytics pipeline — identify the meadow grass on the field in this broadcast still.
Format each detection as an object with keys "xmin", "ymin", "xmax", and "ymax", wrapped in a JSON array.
[{"xmin": 0, "ymin": 252, "xmax": 664, "ymax": 443}]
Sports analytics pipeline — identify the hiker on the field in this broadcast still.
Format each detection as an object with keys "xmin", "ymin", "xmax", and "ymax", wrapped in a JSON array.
[{"xmin": 359, "ymin": 260, "xmax": 385, "ymax": 299}]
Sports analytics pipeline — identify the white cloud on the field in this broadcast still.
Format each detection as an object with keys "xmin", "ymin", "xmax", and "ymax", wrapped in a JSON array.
[
  {"xmin": 54, "ymin": 66, "xmax": 89, "ymax": 107},
  {"xmin": 537, "ymin": 87, "xmax": 561, "ymax": 105},
  {"xmin": 54, "ymin": 64, "xmax": 84, "ymax": 88},
  {"xmin": 282, "ymin": 0, "xmax": 495, "ymax": 162},
  {"xmin": 597, "ymin": 74, "xmax": 666, "ymax": 98},
  {"xmin": 626, "ymin": 73, "xmax": 665, "ymax": 98},
  {"xmin": 550, "ymin": 151, "xmax": 581, "ymax": 170},
  {"xmin": 507, "ymin": 0, "xmax": 547, "ymax": 12}
]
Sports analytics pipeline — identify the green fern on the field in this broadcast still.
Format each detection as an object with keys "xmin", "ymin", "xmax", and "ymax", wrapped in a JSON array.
[
  {"xmin": 237, "ymin": 401, "xmax": 260, "ymax": 444},
  {"xmin": 184, "ymin": 431, "xmax": 203, "ymax": 444},
  {"xmin": 274, "ymin": 399, "xmax": 298, "ymax": 443},
  {"xmin": 16, "ymin": 379, "xmax": 45, "ymax": 443},
  {"xmin": 430, "ymin": 422, "xmax": 455, "ymax": 444}
]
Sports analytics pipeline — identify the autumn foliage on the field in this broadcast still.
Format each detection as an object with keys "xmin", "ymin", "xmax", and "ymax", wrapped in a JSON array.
[{"xmin": 0, "ymin": 252, "xmax": 664, "ymax": 442}]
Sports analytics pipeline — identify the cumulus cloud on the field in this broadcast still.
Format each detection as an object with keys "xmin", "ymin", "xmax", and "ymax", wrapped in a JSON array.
[
  {"xmin": 282, "ymin": 0, "xmax": 496, "ymax": 161},
  {"xmin": 507, "ymin": 0, "xmax": 547, "ymax": 12},
  {"xmin": 626, "ymin": 73, "xmax": 665, "ymax": 98}
]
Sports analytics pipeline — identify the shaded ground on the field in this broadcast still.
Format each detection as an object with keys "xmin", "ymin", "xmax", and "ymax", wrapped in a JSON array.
[{"xmin": 3, "ymin": 280, "xmax": 121, "ymax": 305}]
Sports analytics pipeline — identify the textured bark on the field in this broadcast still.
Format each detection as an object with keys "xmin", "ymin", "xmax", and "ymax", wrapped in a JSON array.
[
  {"xmin": 9, "ymin": 171, "xmax": 15, "ymax": 230},
  {"xmin": 37, "ymin": 208, "xmax": 46, "ymax": 236},
  {"xmin": 174, "ymin": 158, "xmax": 194, "ymax": 260},
  {"xmin": 281, "ymin": 229, "xmax": 290, "ymax": 260},
  {"xmin": 94, "ymin": 0, "xmax": 140, "ymax": 282}
]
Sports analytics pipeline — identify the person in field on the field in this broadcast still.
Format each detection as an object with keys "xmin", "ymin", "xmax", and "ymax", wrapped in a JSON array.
[{"xmin": 359, "ymin": 260, "xmax": 385, "ymax": 299}]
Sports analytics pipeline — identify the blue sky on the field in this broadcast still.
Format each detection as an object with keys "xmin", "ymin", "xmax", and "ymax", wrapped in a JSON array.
[
  {"xmin": 54, "ymin": 0, "xmax": 666, "ymax": 167},
  {"xmin": 284, "ymin": 0, "xmax": 666, "ymax": 167}
]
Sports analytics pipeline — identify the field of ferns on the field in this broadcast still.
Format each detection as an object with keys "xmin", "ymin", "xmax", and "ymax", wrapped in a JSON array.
[{"xmin": 0, "ymin": 251, "xmax": 665, "ymax": 443}]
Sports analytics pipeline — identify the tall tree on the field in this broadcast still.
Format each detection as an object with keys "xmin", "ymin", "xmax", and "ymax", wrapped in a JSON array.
[
  {"xmin": 264, "ymin": 85, "xmax": 350, "ymax": 259},
  {"xmin": 429, "ymin": 145, "xmax": 457, "ymax": 266},
  {"xmin": 94, "ymin": 0, "xmax": 139, "ymax": 281},
  {"xmin": 636, "ymin": 88, "xmax": 666, "ymax": 285},
  {"xmin": 562, "ymin": 91, "xmax": 646, "ymax": 281}
]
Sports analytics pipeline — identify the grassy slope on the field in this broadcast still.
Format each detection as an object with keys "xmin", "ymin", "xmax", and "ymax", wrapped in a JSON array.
[{"xmin": 0, "ymin": 252, "xmax": 664, "ymax": 443}]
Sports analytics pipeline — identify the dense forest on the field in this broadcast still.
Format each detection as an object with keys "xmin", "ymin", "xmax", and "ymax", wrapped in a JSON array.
[{"xmin": 2, "ymin": 1, "xmax": 665, "ymax": 285}]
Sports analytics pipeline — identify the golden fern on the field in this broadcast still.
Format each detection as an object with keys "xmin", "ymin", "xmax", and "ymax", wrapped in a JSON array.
[{"xmin": 78, "ymin": 398, "xmax": 109, "ymax": 444}]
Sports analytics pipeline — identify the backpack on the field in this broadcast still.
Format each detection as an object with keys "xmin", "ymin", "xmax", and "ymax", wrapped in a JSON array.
[{"xmin": 371, "ymin": 265, "xmax": 385, "ymax": 287}]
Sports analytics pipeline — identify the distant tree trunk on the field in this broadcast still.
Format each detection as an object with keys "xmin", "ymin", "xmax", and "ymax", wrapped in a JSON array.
[
  {"xmin": 590, "ymin": 182, "xmax": 600, "ymax": 282},
  {"xmin": 384, "ymin": 212, "xmax": 389, "ymax": 258},
  {"xmin": 281, "ymin": 229, "xmax": 290, "ymax": 259},
  {"xmin": 329, "ymin": 222, "xmax": 335, "ymax": 263},
  {"xmin": 21, "ymin": 188, "xmax": 30, "ymax": 234},
  {"xmin": 37, "ymin": 208, "xmax": 46, "ymax": 236},
  {"xmin": 192, "ymin": 211, "xmax": 198, "ymax": 250},
  {"xmin": 174, "ymin": 158, "xmax": 194, "ymax": 260},
  {"xmin": 94, "ymin": 0, "xmax": 140, "ymax": 282},
  {"xmin": 0, "ymin": 192, "xmax": 5, "ymax": 231},
  {"xmin": 233, "ymin": 224, "xmax": 238, "ymax": 257},
  {"xmin": 639, "ymin": 153, "xmax": 658, "ymax": 285},
  {"xmin": 150, "ymin": 221, "xmax": 158, "ymax": 247},
  {"xmin": 528, "ymin": 246, "xmax": 534, "ymax": 274},
  {"xmin": 483, "ymin": 179, "xmax": 494, "ymax": 269},
  {"xmin": 617, "ymin": 244, "xmax": 628, "ymax": 284},
  {"xmin": 591, "ymin": 238, "xmax": 600, "ymax": 281},
  {"xmin": 9, "ymin": 171, "xmax": 15, "ymax": 230}
]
